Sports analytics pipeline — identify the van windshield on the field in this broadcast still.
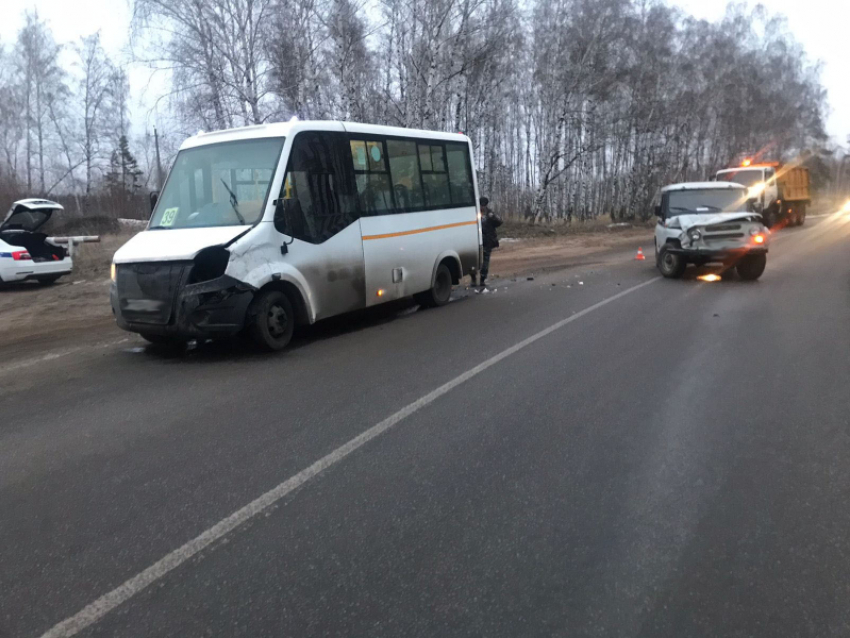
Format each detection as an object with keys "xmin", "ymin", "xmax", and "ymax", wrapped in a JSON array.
[
  {"xmin": 716, "ymin": 169, "xmax": 763, "ymax": 188},
  {"xmin": 149, "ymin": 138, "xmax": 285, "ymax": 230},
  {"xmin": 667, "ymin": 188, "xmax": 749, "ymax": 215}
]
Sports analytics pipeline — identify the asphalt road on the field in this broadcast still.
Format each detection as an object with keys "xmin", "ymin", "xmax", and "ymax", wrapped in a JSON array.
[{"xmin": 2, "ymin": 213, "xmax": 850, "ymax": 638}]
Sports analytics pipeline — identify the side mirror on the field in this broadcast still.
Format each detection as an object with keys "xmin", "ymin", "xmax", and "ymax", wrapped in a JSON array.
[
  {"xmin": 149, "ymin": 191, "xmax": 159, "ymax": 213},
  {"xmin": 654, "ymin": 204, "xmax": 663, "ymax": 219}
]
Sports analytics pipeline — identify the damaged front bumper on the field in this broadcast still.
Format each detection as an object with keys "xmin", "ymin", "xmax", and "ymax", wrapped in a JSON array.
[
  {"xmin": 111, "ymin": 271, "xmax": 255, "ymax": 338},
  {"xmin": 666, "ymin": 245, "xmax": 768, "ymax": 263}
]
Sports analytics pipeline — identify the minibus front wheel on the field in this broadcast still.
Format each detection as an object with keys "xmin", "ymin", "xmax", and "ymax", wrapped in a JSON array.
[{"xmin": 248, "ymin": 290, "xmax": 295, "ymax": 351}]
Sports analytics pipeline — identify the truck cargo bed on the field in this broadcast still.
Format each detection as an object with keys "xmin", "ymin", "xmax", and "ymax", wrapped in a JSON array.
[{"xmin": 778, "ymin": 166, "xmax": 810, "ymax": 202}]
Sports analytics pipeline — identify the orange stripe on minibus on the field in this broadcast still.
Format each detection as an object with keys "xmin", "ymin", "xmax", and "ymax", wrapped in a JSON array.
[{"xmin": 362, "ymin": 220, "xmax": 478, "ymax": 240}]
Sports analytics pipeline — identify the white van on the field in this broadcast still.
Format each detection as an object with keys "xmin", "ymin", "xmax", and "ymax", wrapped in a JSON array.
[
  {"xmin": 110, "ymin": 121, "xmax": 481, "ymax": 350},
  {"xmin": 654, "ymin": 182, "xmax": 769, "ymax": 280}
]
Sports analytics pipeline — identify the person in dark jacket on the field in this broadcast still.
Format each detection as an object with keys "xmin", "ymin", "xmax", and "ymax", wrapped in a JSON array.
[{"xmin": 479, "ymin": 197, "xmax": 502, "ymax": 287}]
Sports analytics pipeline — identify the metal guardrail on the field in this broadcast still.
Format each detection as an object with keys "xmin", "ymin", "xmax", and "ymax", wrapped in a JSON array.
[{"xmin": 49, "ymin": 236, "xmax": 101, "ymax": 260}]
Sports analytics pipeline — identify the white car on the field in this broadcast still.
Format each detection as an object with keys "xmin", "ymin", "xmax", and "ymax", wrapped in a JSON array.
[
  {"xmin": 0, "ymin": 199, "xmax": 72, "ymax": 286},
  {"xmin": 654, "ymin": 182, "xmax": 769, "ymax": 280}
]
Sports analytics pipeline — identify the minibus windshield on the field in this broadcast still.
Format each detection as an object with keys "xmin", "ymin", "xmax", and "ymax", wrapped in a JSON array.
[{"xmin": 149, "ymin": 138, "xmax": 285, "ymax": 229}]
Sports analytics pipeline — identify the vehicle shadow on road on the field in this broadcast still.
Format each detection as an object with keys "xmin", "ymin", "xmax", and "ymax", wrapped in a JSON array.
[
  {"xmin": 0, "ymin": 280, "xmax": 70, "ymax": 292},
  {"xmin": 132, "ymin": 293, "xmax": 473, "ymax": 364},
  {"xmin": 677, "ymin": 264, "xmax": 766, "ymax": 284}
]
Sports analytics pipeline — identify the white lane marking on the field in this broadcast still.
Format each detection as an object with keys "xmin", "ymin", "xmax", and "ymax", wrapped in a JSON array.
[
  {"xmin": 2, "ymin": 339, "xmax": 130, "ymax": 375},
  {"xmin": 39, "ymin": 276, "xmax": 661, "ymax": 638}
]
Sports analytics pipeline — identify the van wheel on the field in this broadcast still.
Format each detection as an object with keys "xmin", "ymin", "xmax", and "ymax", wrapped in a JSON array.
[
  {"xmin": 415, "ymin": 264, "xmax": 453, "ymax": 307},
  {"xmin": 248, "ymin": 290, "xmax": 295, "ymax": 351},
  {"xmin": 658, "ymin": 248, "xmax": 686, "ymax": 279},
  {"xmin": 737, "ymin": 254, "xmax": 766, "ymax": 281},
  {"xmin": 37, "ymin": 275, "xmax": 61, "ymax": 286}
]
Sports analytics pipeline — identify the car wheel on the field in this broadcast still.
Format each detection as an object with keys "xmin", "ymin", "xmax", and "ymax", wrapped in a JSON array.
[
  {"xmin": 658, "ymin": 248, "xmax": 686, "ymax": 279},
  {"xmin": 248, "ymin": 290, "xmax": 295, "ymax": 351},
  {"xmin": 415, "ymin": 264, "xmax": 453, "ymax": 307},
  {"xmin": 736, "ymin": 254, "xmax": 767, "ymax": 281},
  {"xmin": 36, "ymin": 275, "xmax": 62, "ymax": 286}
]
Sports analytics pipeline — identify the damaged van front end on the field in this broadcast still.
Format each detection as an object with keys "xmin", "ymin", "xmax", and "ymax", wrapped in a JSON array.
[
  {"xmin": 109, "ymin": 131, "xmax": 289, "ymax": 344},
  {"xmin": 111, "ymin": 245, "xmax": 255, "ymax": 339},
  {"xmin": 663, "ymin": 212, "xmax": 769, "ymax": 264}
]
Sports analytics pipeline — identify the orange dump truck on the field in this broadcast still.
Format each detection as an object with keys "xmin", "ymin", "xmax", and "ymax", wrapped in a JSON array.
[{"xmin": 716, "ymin": 161, "xmax": 811, "ymax": 228}]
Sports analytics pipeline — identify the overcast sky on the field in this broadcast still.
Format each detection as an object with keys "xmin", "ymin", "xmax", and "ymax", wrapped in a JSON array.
[{"xmin": 1, "ymin": 0, "xmax": 847, "ymax": 146}]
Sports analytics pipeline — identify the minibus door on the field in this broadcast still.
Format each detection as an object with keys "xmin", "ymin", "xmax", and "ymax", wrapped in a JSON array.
[{"xmin": 274, "ymin": 129, "xmax": 366, "ymax": 320}]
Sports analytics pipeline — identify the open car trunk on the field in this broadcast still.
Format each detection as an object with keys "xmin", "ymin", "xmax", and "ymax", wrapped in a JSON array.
[
  {"xmin": 0, "ymin": 231, "xmax": 66, "ymax": 261},
  {"xmin": 1, "ymin": 198, "xmax": 68, "ymax": 261}
]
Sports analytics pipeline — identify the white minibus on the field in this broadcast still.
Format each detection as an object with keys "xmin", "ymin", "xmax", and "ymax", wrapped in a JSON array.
[{"xmin": 110, "ymin": 121, "xmax": 482, "ymax": 350}]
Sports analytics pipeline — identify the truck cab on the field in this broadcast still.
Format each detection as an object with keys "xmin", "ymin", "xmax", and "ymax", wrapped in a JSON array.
[
  {"xmin": 654, "ymin": 181, "xmax": 769, "ymax": 280},
  {"xmin": 716, "ymin": 161, "xmax": 810, "ymax": 228},
  {"xmin": 715, "ymin": 164, "xmax": 779, "ymax": 223}
]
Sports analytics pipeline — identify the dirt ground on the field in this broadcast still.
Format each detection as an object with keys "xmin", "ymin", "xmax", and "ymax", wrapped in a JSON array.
[
  {"xmin": 0, "ymin": 226, "xmax": 652, "ymax": 359},
  {"xmin": 0, "ymin": 235, "xmax": 133, "ymax": 359},
  {"xmin": 490, "ymin": 226, "xmax": 652, "ymax": 278}
]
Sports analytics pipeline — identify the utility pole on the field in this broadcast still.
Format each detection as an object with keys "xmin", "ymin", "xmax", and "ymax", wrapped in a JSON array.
[{"xmin": 154, "ymin": 126, "xmax": 164, "ymax": 190}]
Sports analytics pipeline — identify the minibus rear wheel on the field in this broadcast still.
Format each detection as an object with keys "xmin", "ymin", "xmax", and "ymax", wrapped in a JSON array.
[
  {"xmin": 249, "ymin": 290, "xmax": 295, "ymax": 351},
  {"xmin": 415, "ymin": 263, "xmax": 453, "ymax": 308}
]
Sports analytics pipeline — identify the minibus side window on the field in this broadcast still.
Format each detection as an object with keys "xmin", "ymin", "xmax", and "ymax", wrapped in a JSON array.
[
  {"xmin": 446, "ymin": 143, "xmax": 475, "ymax": 206},
  {"xmin": 386, "ymin": 139, "xmax": 425, "ymax": 212},
  {"xmin": 279, "ymin": 131, "xmax": 359, "ymax": 244},
  {"xmin": 350, "ymin": 138, "xmax": 395, "ymax": 215},
  {"xmin": 419, "ymin": 143, "xmax": 451, "ymax": 208}
]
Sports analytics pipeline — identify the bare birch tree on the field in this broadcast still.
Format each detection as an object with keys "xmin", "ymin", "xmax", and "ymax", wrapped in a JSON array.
[
  {"xmin": 76, "ymin": 33, "xmax": 119, "ymax": 199},
  {"xmin": 0, "ymin": 0, "xmax": 833, "ymax": 219}
]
